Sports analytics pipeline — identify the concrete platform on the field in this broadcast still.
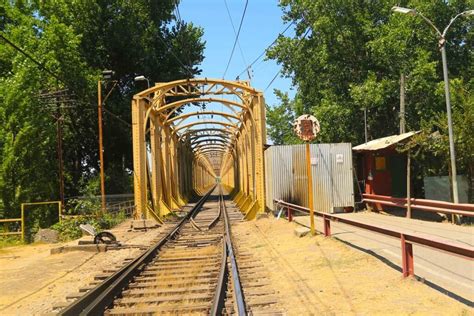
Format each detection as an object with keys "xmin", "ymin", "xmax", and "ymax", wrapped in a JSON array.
[{"xmin": 292, "ymin": 211, "xmax": 474, "ymax": 304}]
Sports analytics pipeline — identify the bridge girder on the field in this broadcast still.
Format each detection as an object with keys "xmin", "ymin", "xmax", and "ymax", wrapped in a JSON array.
[{"xmin": 132, "ymin": 78, "xmax": 266, "ymax": 221}]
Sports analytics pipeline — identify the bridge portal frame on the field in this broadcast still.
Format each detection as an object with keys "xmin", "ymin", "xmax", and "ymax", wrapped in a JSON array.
[{"xmin": 131, "ymin": 78, "xmax": 266, "ymax": 220}]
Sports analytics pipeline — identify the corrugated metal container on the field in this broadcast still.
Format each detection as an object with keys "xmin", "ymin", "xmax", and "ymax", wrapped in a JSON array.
[{"xmin": 265, "ymin": 144, "xmax": 354, "ymax": 213}]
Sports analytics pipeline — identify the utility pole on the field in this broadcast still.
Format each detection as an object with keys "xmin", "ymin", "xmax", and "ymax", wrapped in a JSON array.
[
  {"xmin": 98, "ymin": 70, "xmax": 116, "ymax": 212},
  {"xmin": 56, "ymin": 96, "xmax": 65, "ymax": 209},
  {"xmin": 399, "ymin": 73, "xmax": 406, "ymax": 134},
  {"xmin": 38, "ymin": 89, "xmax": 73, "ymax": 210},
  {"xmin": 98, "ymin": 80, "xmax": 106, "ymax": 212}
]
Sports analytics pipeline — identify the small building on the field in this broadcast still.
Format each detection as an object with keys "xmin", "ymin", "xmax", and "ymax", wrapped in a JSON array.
[
  {"xmin": 265, "ymin": 143, "xmax": 354, "ymax": 213},
  {"xmin": 353, "ymin": 132, "xmax": 417, "ymax": 198}
]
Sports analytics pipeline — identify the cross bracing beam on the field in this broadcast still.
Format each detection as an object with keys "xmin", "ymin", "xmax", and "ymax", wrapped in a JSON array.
[
  {"xmin": 166, "ymin": 111, "xmax": 240, "ymax": 125},
  {"xmin": 172, "ymin": 120, "xmax": 237, "ymax": 134}
]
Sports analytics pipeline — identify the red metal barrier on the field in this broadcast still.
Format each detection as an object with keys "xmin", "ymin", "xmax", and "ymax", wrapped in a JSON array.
[
  {"xmin": 273, "ymin": 199, "xmax": 474, "ymax": 278},
  {"xmin": 362, "ymin": 193, "xmax": 474, "ymax": 217}
]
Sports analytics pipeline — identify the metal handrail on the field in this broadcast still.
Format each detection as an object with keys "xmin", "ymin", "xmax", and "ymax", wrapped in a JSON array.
[
  {"xmin": 362, "ymin": 193, "xmax": 474, "ymax": 217},
  {"xmin": 274, "ymin": 199, "xmax": 474, "ymax": 277},
  {"xmin": 60, "ymin": 187, "xmax": 215, "ymax": 316}
]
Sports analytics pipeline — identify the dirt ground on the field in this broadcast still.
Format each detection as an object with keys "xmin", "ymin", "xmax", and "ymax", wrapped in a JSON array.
[
  {"xmin": 232, "ymin": 217, "xmax": 473, "ymax": 316},
  {"xmin": 0, "ymin": 219, "xmax": 165, "ymax": 315},
  {"xmin": 0, "ymin": 216, "xmax": 472, "ymax": 316}
]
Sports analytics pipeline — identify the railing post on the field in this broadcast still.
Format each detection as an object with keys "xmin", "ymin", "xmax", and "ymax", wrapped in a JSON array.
[
  {"xmin": 21, "ymin": 204, "xmax": 25, "ymax": 243},
  {"xmin": 287, "ymin": 206, "xmax": 293, "ymax": 222},
  {"xmin": 323, "ymin": 215, "xmax": 331, "ymax": 237},
  {"xmin": 401, "ymin": 234, "xmax": 414, "ymax": 277}
]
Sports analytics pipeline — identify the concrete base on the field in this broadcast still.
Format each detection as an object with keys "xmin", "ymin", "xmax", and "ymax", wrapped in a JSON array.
[
  {"xmin": 131, "ymin": 219, "xmax": 160, "ymax": 230},
  {"xmin": 256, "ymin": 213, "xmax": 270, "ymax": 220},
  {"xmin": 294, "ymin": 226, "xmax": 311, "ymax": 237},
  {"xmin": 50, "ymin": 244, "xmax": 107, "ymax": 255}
]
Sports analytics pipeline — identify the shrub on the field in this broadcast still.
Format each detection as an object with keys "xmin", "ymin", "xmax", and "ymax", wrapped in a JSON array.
[{"xmin": 51, "ymin": 211, "xmax": 127, "ymax": 241}]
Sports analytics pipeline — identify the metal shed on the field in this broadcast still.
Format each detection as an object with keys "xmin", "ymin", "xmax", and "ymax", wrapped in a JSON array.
[{"xmin": 265, "ymin": 144, "xmax": 354, "ymax": 213}]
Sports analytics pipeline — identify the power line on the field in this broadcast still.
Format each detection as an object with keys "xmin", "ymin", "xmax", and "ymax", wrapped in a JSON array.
[
  {"xmin": 223, "ymin": 0, "xmax": 250, "ymax": 79},
  {"xmin": 235, "ymin": 21, "xmax": 295, "ymax": 80},
  {"xmin": 264, "ymin": 27, "xmax": 311, "ymax": 92},
  {"xmin": 0, "ymin": 33, "xmax": 63, "ymax": 82},
  {"xmin": 222, "ymin": 0, "xmax": 249, "ymax": 79},
  {"xmin": 156, "ymin": 32, "xmax": 194, "ymax": 78}
]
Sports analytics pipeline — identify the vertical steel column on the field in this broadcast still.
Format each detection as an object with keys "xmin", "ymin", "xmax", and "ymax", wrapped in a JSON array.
[
  {"xmin": 132, "ymin": 97, "xmax": 147, "ymax": 219},
  {"xmin": 253, "ymin": 94, "xmax": 266, "ymax": 214},
  {"xmin": 150, "ymin": 115, "xmax": 171, "ymax": 217}
]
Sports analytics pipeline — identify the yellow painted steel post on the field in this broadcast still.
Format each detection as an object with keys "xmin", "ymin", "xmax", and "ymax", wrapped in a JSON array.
[
  {"xmin": 306, "ymin": 142, "xmax": 315, "ymax": 235},
  {"xmin": 58, "ymin": 201, "xmax": 62, "ymax": 223},
  {"xmin": 150, "ymin": 115, "xmax": 171, "ymax": 217},
  {"xmin": 132, "ymin": 97, "xmax": 147, "ymax": 219},
  {"xmin": 254, "ymin": 94, "xmax": 266, "ymax": 214},
  {"xmin": 98, "ymin": 80, "xmax": 106, "ymax": 212},
  {"xmin": 21, "ymin": 204, "xmax": 25, "ymax": 242}
]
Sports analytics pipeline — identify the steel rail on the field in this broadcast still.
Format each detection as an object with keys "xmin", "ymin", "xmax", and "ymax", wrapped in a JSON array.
[
  {"xmin": 211, "ymin": 191, "xmax": 229, "ymax": 315},
  {"xmin": 210, "ymin": 187, "xmax": 247, "ymax": 315},
  {"xmin": 59, "ymin": 187, "xmax": 215, "ymax": 316},
  {"xmin": 224, "ymin": 188, "xmax": 247, "ymax": 314}
]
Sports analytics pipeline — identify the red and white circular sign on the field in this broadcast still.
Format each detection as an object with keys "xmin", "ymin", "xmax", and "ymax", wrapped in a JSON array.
[{"xmin": 294, "ymin": 114, "xmax": 320, "ymax": 141}]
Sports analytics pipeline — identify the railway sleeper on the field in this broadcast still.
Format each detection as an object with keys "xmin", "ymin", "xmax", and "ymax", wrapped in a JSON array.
[
  {"xmin": 122, "ymin": 284, "xmax": 213, "ymax": 296},
  {"xmin": 134, "ymin": 271, "xmax": 219, "ymax": 281},
  {"xmin": 141, "ymin": 266, "xmax": 219, "ymax": 275},
  {"xmin": 114, "ymin": 292, "xmax": 214, "ymax": 305},
  {"xmin": 105, "ymin": 304, "xmax": 210, "ymax": 315}
]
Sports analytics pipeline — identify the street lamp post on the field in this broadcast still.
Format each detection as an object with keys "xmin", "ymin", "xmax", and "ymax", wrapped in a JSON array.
[{"xmin": 392, "ymin": 7, "xmax": 474, "ymax": 204}]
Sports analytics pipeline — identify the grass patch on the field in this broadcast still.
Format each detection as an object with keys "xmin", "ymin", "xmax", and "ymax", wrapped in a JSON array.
[{"xmin": 0, "ymin": 236, "xmax": 23, "ymax": 249}]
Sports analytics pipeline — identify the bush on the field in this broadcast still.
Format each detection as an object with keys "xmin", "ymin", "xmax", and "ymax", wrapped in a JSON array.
[
  {"xmin": 51, "ymin": 211, "xmax": 127, "ymax": 241},
  {"xmin": 0, "ymin": 236, "xmax": 23, "ymax": 248}
]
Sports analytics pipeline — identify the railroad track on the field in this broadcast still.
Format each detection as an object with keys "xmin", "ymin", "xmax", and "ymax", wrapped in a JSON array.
[{"xmin": 59, "ymin": 186, "xmax": 280, "ymax": 315}]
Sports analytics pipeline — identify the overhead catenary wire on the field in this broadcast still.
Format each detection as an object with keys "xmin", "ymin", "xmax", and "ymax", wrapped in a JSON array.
[
  {"xmin": 235, "ymin": 20, "xmax": 295, "ymax": 80},
  {"xmin": 156, "ymin": 32, "xmax": 195, "ymax": 78},
  {"xmin": 264, "ymin": 27, "xmax": 311, "ymax": 92},
  {"xmin": 223, "ymin": 0, "xmax": 250, "ymax": 79},
  {"xmin": 222, "ymin": 0, "xmax": 249, "ymax": 79}
]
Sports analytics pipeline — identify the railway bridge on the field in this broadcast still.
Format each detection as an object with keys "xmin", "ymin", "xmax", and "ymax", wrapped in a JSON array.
[{"xmin": 131, "ymin": 78, "xmax": 266, "ymax": 221}]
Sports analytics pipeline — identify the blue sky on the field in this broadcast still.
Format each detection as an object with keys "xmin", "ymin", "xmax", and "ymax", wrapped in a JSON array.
[{"xmin": 179, "ymin": 0, "xmax": 295, "ymax": 107}]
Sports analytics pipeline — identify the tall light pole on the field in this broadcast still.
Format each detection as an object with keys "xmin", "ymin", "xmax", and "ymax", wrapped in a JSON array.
[
  {"xmin": 98, "ymin": 70, "xmax": 115, "ymax": 212},
  {"xmin": 392, "ymin": 7, "xmax": 474, "ymax": 204}
]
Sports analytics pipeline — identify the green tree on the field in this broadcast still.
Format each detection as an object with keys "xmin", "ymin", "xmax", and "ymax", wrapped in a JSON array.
[
  {"xmin": 0, "ymin": 0, "xmax": 205, "ymax": 219},
  {"xmin": 267, "ymin": 0, "xmax": 473, "ymax": 200}
]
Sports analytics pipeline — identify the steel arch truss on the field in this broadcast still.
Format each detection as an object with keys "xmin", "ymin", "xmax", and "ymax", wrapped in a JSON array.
[{"xmin": 132, "ymin": 78, "xmax": 266, "ymax": 220}]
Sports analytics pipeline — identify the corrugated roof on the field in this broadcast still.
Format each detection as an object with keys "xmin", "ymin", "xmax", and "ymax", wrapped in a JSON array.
[{"xmin": 353, "ymin": 131, "xmax": 418, "ymax": 152}]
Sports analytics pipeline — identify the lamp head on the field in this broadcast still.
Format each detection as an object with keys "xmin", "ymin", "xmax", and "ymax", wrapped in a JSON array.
[
  {"xmin": 102, "ymin": 70, "xmax": 115, "ymax": 79},
  {"xmin": 391, "ymin": 6, "xmax": 417, "ymax": 16},
  {"xmin": 462, "ymin": 9, "xmax": 474, "ymax": 16},
  {"xmin": 134, "ymin": 75, "xmax": 147, "ymax": 82}
]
